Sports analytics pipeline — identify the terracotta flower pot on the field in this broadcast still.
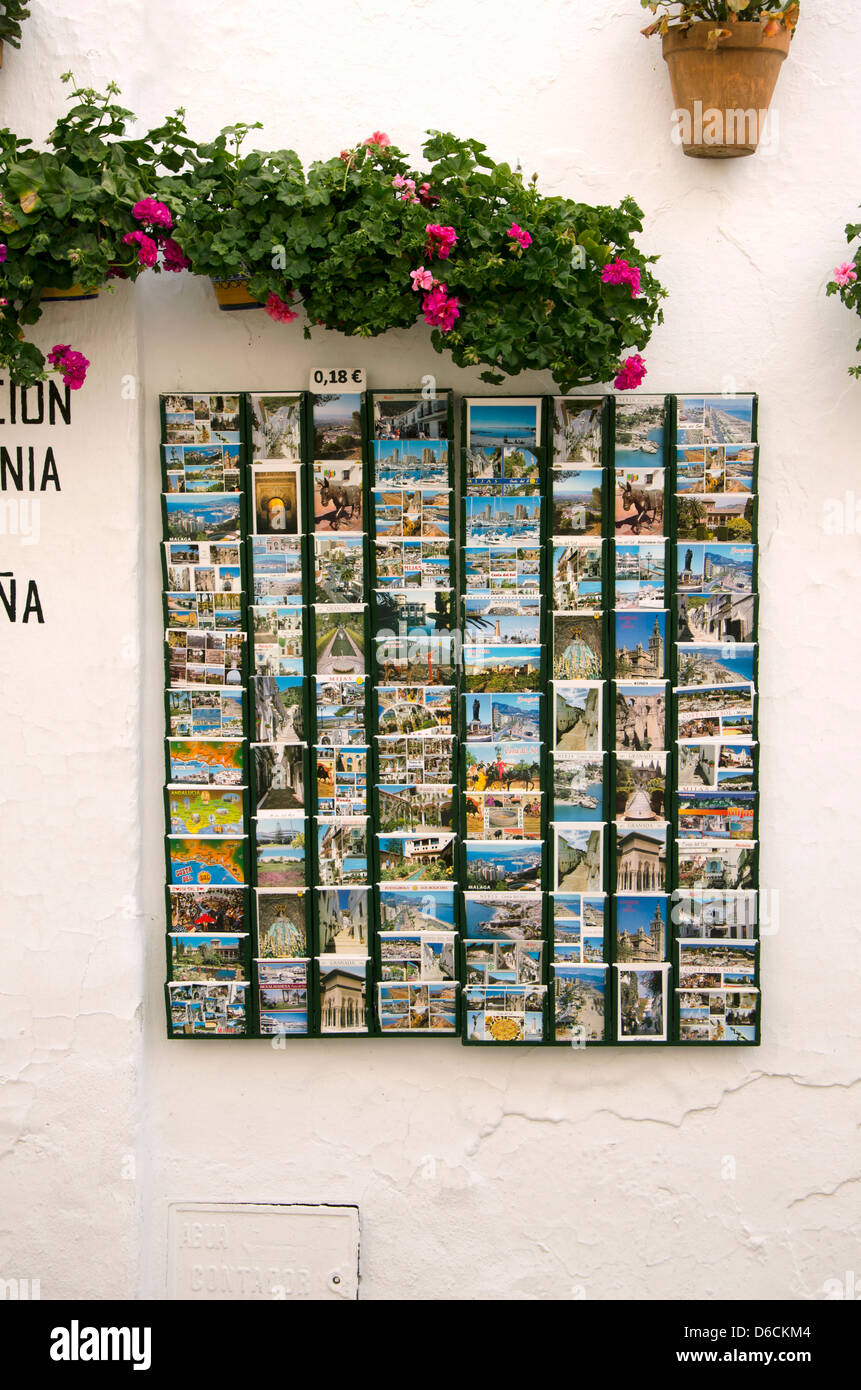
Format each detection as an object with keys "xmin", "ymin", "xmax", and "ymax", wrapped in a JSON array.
[
  {"xmin": 40, "ymin": 284, "xmax": 100, "ymax": 302},
  {"xmin": 210, "ymin": 276, "xmax": 263, "ymax": 311},
  {"xmin": 661, "ymin": 21, "xmax": 792, "ymax": 158}
]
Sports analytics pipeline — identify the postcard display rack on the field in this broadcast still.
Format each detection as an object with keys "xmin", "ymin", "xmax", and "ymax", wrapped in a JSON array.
[{"xmin": 159, "ymin": 389, "xmax": 760, "ymax": 1046}]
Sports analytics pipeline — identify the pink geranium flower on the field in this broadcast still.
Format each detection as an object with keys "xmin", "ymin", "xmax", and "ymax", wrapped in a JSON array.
[
  {"xmin": 48, "ymin": 344, "xmax": 90, "ymax": 390},
  {"xmin": 364, "ymin": 131, "xmax": 391, "ymax": 147},
  {"xmin": 162, "ymin": 239, "xmax": 191, "ymax": 273},
  {"xmin": 833, "ymin": 262, "xmax": 858, "ymax": 287},
  {"xmin": 132, "ymin": 198, "xmax": 173, "ymax": 229},
  {"xmin": 0, "ymin": 244, "xmax": 6, "ymax": 263},
  {"xmin": 265, "ymin": 292, "xmax": 299, "ymax": 323},
  {"xmin": 614, "ymin": 354, "xmax": 647, "ymax": 391},
  {"xmin": 422, "ymin": 284, "xmax": 460, "ymax": 332},
  {"xmin": 601, "ymin": 259, "xmax": 642, "ymax": 297},
  {"xmin": 507, "ymin": 223, "xmax": 532, "ymax": 250},
  {"xmin": 410, "ymin": 267, "xmax": 435, "ymax": 292},
  {"xmin": 122, "ymin": 230, "xmax": 158, "ymax": 267},
  {"xmin": 425, "ymin": 224, "xmax": 458, "ymax": 260}
]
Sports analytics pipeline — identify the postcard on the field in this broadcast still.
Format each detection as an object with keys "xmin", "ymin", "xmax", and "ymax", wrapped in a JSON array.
[
  {"xmin": 167, "ymin": 688, "xmax": 244, "ymax": 739},
  {"xmin": 616, "ymin": 964, "xmax": 669, "ymax": 1041},
  {"xmin": 169, "ymin": 932, "xmax": 248, "ymax": 983},
  {"xmin": 463, "ymin": 598, "xmax": 540, "ymax": 649},
  {"xmin": 676, "ymin": 394, "xmax": 754, "ymax": 447},
  {"xmin": 677, "ymin": 709, "xmax": 754, "ymax": 741},
  {"xmin": 258, "ymin": 973, "xmax": 308, "ymax": 1021},
  {"xmin": 376, "ymin": 734, "xmax": 455, "ymax": 785},
  {"xmin": 615, "ymin": 894, "xmax": 667, "ymax": 962},
  {"xmin": 162, "ymin": 441, "xmax": 241, "ymax": 494},
  {"xmin": 167, "ymin": 980, "xmax": 248, "ymax": 1036},
  {"xmin": 614, "ymin": 395, "xmax": 665, "ymax": 465},
  {"xmin": 462, "ymin": 543, "xmax": 541, "ymax": 593},
  {"xmin": 378, "ymin": 884, "xmax": 456, "ymax": 934},
  {"xmin": 253, "ymin": 675, "xmax": 305, "ymax": 743},
  {"xmin": 163, "ymin": 393, "xmax": 241, "ymax": 444},
  {"xmin": 463, "ymin": 690, "xmax": 540, "ymax": 743},
  {"xmin": 676, "ymin": 839, "xmax": 757, "ymax": 890},
  {"xmin": 614, "ymin": 750, "xmax": 667, "ymax": 822},
  {"xmin": 614, "ymin": 610, "xmax": 666, "ymax": 679},
  {"xmin": 676, "ymin": 592, "xmax": 756, "ymax": 645},
  {"xmin": 550, "ymin": 893, "xmax": 606, "ymax": 961},
  {"xmin": 552, "ymin": 397, "xmax": 603, "ymax": 464},
  {"xmin": 675, "ymin": 493, "xmax": 754, "ymax": 542},
  {"xmin": 466, "ymin": 398, "xmax": 541, "ymax": 449},
  {"xmin": 551, "ymin": 539, "xmax": 603, "ymax": 611},
  {"xmin": 377, "ymin": 783, "xmax": 454, "ymax": 834},
  {"xmin": 553, "ymin": 964, "xmax": 607, "ymax": 1042},
  {"xmin": 465, "ymin": 493, "xmax": 541, "ymax": 544},
  {"xmin": 163, "ymin": 540, "xmax": 242, "ymax": 594},
  {"xmin": 374, "ymin": 438, "xmax": 449, "ymax": 487},
  {"xmin": 677, "ymin": 741, "xmax": 756, "ymax": 792},
  {"xmin": 378, "ymin": 685, "xmax": 453, "ymax": 736},
  {"xmin": 378, "ymin": 831, "xmax": 455, "ymax": 882},
  {"xmin": 464, "ymin": 740, "xmax": 541, "ymax": 794},
  {"xmin": 553, "ymin": 681, "xmax": 603, "ymax": 751},
  {"xmin": 167, "ymin": 785, "xmax": 245, "ymax": 837},
  {"xmin": 615, "ymin": 681, "xmax": 666, "ymax": 752},
  {"xmin": 315, "ymin": 744, "xmax": 369, "ymax": 818},
  {"xmin": 677, "ymin": 542, "xmax": 754, "ymax": 597},
  {"xmin": 677, "ymin": 791, "xmax": 756, "ymax": 840},
  {"xmin": 552, "ymin": 467, "xmax": 603, "ymax": 536},
  {"xmin": 465, "ymin": 985, "xmax": 546, "ymax": 1042},
  {"xmin": 677, "ymin": 939, "xmax": 758, "ymax": 989},
  {"xmin": 167, "ymin": 739, "xmax": 244, "ymax": 786},
  {"xmin": 463, "ymin": 890, "xmax": 543, "ymax": 940},
  {"xmin": 552, "ymin": 613, "xmax": 603, "ymax": 680},
  {"xmin": 253, "ymin": 742, "xmax": 306, "ymax": 813},
  {"xmin": 463, "ymin": 641, "xmax": 541, "ymax": 693},
  {"xmin": 251, "ymin": 463, "xmax": 302, "ymax": 537},
  {"xmin": 671, "ymin": 890, "xmax": 758, "ymax": 938},
  {"xmin": 316, "ymin": 674, "xmax": 369, "ymax": 745},
  {"xmin": 168, "ymin": 836, "xmax": 245, "ymax": 887},
  {"xmin": 465, "ymin": 788, "xmax": 542, "ymax": 840},
  {"xmin": 314, "ymin": 606, "xmax": 366, "ymax": 676},
  {"xmin": 553, "ymin": 752, "xmax": 604, "ymax": 822},
  {"xmin": 374, "ymin": 587, "xmax": 452, "ymax": 637},
  {"xmin": 316, "ymin": 817, "xmax": 369, "ymax": 885},
  {"xmin": 465, "ymin": 839, "xmax": 543, "ymax": 891},
  {"xmin": 256, "ymin": 889, "xmax": 309, "ymax": 958},
  {"xmin": 614, "ymin": 540, "xmax": 665, "ymax": 609},
  {"xmin": 164, "ymin": 493, "xmax": 242, "ymax": 542},
  {"xmin": 677, "ymin": 643, "xmax": 756, "ymax": 690},
  {"xmin": 313, "ymin": 461, "xmax": 364, "ymax": 534},
  {"xmin": 316, "ymin": 886, "xmax": 370, "ymax": 953},
  {"xmin": 464, "ymin": 939, "xmax": 543, "ymax": 988},
  {"xmin": 166, "ymin": 589, "xmax": 244, "ymax": 633},
  {"xmin": 378, "ymin": 931, "xmax": 457, "ymax": 982},
  {"xmin": 677, "ymin": 443, "xmax": 756, "ymax": 496},
  {"xmin": 314, "ymin": 535, "xmax": 365, "ymax": 604},
  {"xmin": 614, "ymin": 467, "xmax": 665, "ymax": 537},
  {"xmin": 464, "ymin": 444, "xmax": 541, "ymax": 495},
  {"xmin": 678, "ymin": 987, "xmax": 759, "ymax": 1043},
  {"xmin": 372, "ymin": 487, "xmax": 451, "ymax": 540},
  {"xmin": 248, "ymin": 534, "xmax": 303, "ymax": 595},
  {"xmin": 313, "ymin": 391, "xmax": 363, "ymax": 461},
  {"xmin": 373, "ymin": 389, "xmax": 449, "ymax": 442},
  {"xmin": 168, "ymin": 885, "xmax": 247, "ymax": 933},
  {"xmin": 553, "ymin": 824, "xmax": 603, "ymax": 893},
  {"xmin": 374, "ymin": 537, "xmax": 452, "ymax": 590},
  {"xmin": 318, "ymin": 955, "xmax": 368, "ymax": 1033},
  {"xmin": 249, "ymin": 392, "xmax": 302, "ymax": 461},
  {"xmin": 378, "ymin": 981, "xmax": 458, "ymax": 1033},
  {"xmin": 251, "ymin": 605, "xmax": 305, "ymax": 678},
  {"xmin": 254, "ymin": 815, "xmax": 306, "ymax": 888},
  {"xmin": 615, "ymin": 821, "xmax": 667, "ymax": 892},
  {"xmin": 675, "ymin": 684, "xmax": 755, "ymax": 721},
  {"xmin": 377, "ymin": 635, "xmax": 454, "ymax": 684}
]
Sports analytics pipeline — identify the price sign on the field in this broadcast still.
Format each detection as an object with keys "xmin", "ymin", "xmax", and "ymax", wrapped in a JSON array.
[{"xmin": 309, "ymin": 367, "xmax": 366, "ymax": 393}]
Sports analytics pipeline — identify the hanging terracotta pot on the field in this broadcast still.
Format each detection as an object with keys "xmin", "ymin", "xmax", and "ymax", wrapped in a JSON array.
[
  {"xmin": 210, "ymin": 276, "xmax": 263, "ymax": 311},
  {"xmin": 40, "ymin": 284, "xmax": 100, "ymax": 301},
  {"xmin": 661, "ymin": 21, "xmax": 793, "ymax": 158}
]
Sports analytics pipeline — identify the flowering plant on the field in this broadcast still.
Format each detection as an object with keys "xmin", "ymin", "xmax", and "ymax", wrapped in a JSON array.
[
  {"xmin": 0, "ymin": 76, "xmax": 193, "ymax": 386},
  {"xmin": 827, "ymin": 217, "xmax": 861, "ymax": 378},
  {"xmin": 640, "ymin": 0, "xmax": 800, "ymax": 36}
]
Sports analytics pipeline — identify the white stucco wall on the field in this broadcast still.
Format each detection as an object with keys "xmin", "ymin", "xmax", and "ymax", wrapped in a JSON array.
[{"xmin": 2, "ymin": 0, "xmax": 860, "ymax": 1301}]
